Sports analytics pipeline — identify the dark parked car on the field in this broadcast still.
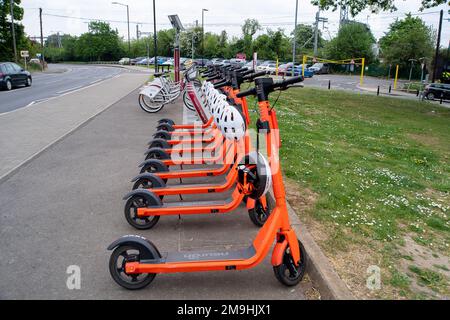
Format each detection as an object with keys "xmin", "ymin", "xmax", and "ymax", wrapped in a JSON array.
[
  {"xmin": 423, "ymin": 83, "xmax": 450, "ymax": 101},
  {"xmin": 0, "ymin": 62, "xmax": 32, "ymax": 91}
]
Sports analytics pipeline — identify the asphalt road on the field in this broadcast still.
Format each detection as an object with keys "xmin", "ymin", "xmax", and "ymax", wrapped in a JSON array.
[
  {"xmin": 0, "ymin": 91, "xmax": 313, "ymax": 300},
  {"xmin": 0, "ymin": 64, "xmax": 124, "ymax": 114}
]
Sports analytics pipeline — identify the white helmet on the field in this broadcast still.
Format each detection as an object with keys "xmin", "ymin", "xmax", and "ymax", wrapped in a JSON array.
[
  {"xmin": 243, "ymin": 152, "xmax": 273, "ymax": 199},
  {"xmin": 217, "ymin": 103, "xmax": 247, "ymax": 141},
  {"xmin": 212, "ymin": 98, "xmax": 228, "ymax": 120}
]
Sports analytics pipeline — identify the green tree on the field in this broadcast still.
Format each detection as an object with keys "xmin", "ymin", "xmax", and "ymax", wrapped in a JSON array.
[
  {"xmin": 156, "ymin": 29, "xmax": 175, "ymax": 57},
  {"xmin": 0, "ymin": 0, "xmax": 27, "ymax": 61},
  {"xmin": 311, "ymin": 0, "xmax": 447, "ymax": 16},
  {"xmin": 379, "ymin": 14, "xmax": 435, "ymax": 70},
  {"xmin": 324, "ymin": 22, "xmax": 375, "ymax": 63},
  {"xmin": 76, "ymin": 21, "xmax": 124, "ymax": 61},
  {"xmin": 180, "ymin": 26, "xmax": 202, "ymax": 58},
  {"xmin": 292, "ymin": 24, "xmax": 324, "ymax": 52}
]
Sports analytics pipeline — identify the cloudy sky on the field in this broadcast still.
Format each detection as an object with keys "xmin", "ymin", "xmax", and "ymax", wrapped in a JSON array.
[{"xmin": 22, "ymin": 0, "xmax": 449, "ymax": 45}]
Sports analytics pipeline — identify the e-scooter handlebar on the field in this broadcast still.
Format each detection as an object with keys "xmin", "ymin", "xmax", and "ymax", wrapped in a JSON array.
[
  {"xmin": 236, "ymin": 76, "xmax": 304, "ymax": 98},
  {"xmin": 243, "ymin": 71, "xmax": 267, "ymax": 81}
]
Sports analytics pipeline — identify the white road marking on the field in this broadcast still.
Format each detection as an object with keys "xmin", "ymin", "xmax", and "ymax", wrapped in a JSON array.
[{"xmin": 56, "ymin": 86, "xmax": 83, "ymax": 94}]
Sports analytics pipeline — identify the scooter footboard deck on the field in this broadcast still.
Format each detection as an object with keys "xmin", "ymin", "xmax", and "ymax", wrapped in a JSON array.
[
  {"xmin": 143, "ymin": 246, "xmax": 256, "ymax": 264},
  {"xmin": 162, "ymin": 199, "xmax": 228, "ymax": 208}
]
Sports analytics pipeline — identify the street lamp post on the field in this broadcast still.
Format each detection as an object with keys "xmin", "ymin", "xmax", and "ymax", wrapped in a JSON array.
[
  {"xmin": 112, "ymin": 2, "xmax": 131, "ymax": 55},
  {"xmin": 10, "ymin": 0, "xmax": 18, "ymax": 62},
  {"xmin": 292, "ymin": 0, "xmax": 298, "ymax": 70},
  {"xmin": 408, "ymin": 59, "xmax": 417, "ymax": 82},
  {"xmin": 419, "ymin": 57, "xmax": 428, "ymax": 83},
  {"xmin": 202, "ymin": 8, "xmax": 208, "ymax": 67},
  {"xmin": 153, "ymin": 0, "xmax": 158, "ymax": 73}
]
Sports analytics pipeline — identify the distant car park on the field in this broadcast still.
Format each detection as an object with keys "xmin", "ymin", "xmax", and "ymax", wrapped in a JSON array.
[{"xmin": 0, "ymin": 62, "xmax": 32, "ymax": 91}]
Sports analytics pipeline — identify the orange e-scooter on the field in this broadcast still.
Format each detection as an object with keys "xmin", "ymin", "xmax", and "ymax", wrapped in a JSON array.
[
  {"xmin": 142, "ymin": 70, "xmax": 262, "ymax": 166},
  {"xmin": 108, "ymin": 76, "xmax": 307, "ymax": 290},
  {"xmin": 136, "ymin": 70, "xmax": 266, "ymax": 183}
]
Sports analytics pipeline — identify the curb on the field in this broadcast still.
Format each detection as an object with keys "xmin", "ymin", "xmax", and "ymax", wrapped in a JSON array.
[
  {"xmin": 274, "ymin": 192, "xmax": 355, "ymax": 300},
  {"xmin": 0, "ymin": 80, "xmax": 145, "ymax": 185}
]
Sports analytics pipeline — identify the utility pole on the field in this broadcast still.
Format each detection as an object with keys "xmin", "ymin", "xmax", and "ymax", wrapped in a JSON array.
[
  {"xmin": 10, "ymin": 0, "xmax": 17, "ymax": 62},
  {"xmin": 136, "ymin": 24, "xmax": 139, "ymax": 40},
  {"xmin": 432, "ymin": 9, "xmax": 443, "ymax": 83},
  {"xmin": 153, "ymin": 0, "xmax": 158, "ymax": 72},
  {"xmin": 313, "ymin": 11, "xmax": 327, "ymax": 57},
  {"xmin": 313, "ymin": 11, "xmax": 320, "ymax": 57},
  {"xmin": 339, "ymin": 2, "xmax": 349, "ymax": 29},
  {"xmin": 202, "ymin": 9, "xmax": 208, "ymax": 66},
  {"xmin": 39, "ymin": 8, "xmax": 45, "ymax": 70},
  {"xmin": 292, "ymin": 0, "xmax": 298, "ymax": 68}
]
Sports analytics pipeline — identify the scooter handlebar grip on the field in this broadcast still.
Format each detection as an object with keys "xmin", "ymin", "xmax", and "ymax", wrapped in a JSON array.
[
  {"xmin": 206, "ymin": 75, "xmax": 221, "ymax": 82},
  {"xmin": 243, "ymin": 71, "xmax": 267, "ymax": 81},
  {"xmin": 275, "ymin": 76, "xmax": 304, "ymax": 88},
  {"xmin": 236, "ymin": 87, "xmax": 257, "ymax": 98},
  {"xmin": 214, "ymin": 81, "xmax": 231, "ymax": 89}
]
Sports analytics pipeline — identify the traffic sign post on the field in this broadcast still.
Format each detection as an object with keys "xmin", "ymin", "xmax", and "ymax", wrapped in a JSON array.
[{"xmin": 21, "ymin": 51, "xmax": 29, "ymax": 70}]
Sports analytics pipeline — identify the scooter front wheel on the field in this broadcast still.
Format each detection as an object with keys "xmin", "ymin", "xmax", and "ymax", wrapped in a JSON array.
[
  {"xmin": 125, "ymin": 195, "xmax": 161, "ymax": 230},
  {"xmin": 273, "ymin": 240, "xmax": 307, "ymax": 287},
  {"xmin": 109, "ymin": 245, "xmax": 156, "ymax": 290}
]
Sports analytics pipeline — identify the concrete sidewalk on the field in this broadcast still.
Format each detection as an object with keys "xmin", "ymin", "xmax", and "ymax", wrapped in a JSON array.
[
  {"xmin": 0, "ymin": 71, "xmax": 149, "ymax": 181},
  {"xmin": 0, "ymin": 91, "xmax": 317, "ymax": 299}
]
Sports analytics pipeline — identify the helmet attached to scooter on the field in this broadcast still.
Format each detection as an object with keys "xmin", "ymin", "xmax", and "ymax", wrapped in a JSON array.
[
  {"xmin": 217, "ymin": 103, "xmax": 247, "ymax": 141},
  {"xmin": 241, "ymin": 152, "xmax": 272, "ymax": 199}
]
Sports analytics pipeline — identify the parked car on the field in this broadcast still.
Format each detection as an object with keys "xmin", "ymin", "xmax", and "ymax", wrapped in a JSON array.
[
  {"xmin": 131, "ymin": 57, "xmax": 146, "ymax": 65},
  {"xmin": 29, "ymin": 58, "xmax": 41, "ymax": 65},
  {"xmin": 195, "ymin": 58, "xmax": 211, "ymax": 67},
  {"xmin": 218, "ymin": 60, "xmax": 231, "ymax": 66},
  {"xmin": 118, "ymin": 58, "xmax": 131, "ymax": 65},
  {"xmin": 0, "ymin": 62, "xmax": 32, "ymax": 91},
  {"xmin": 136, "ymin": 58, "xmax": 151, "ymax": 65},
  {"xmin": 265, "ymin": 63, "xmax": 278, "ymax": 75},
  {"xmin": 279, "ymin": 64, "xmax": 314, "ymax": 78},
  {"xmin": 162, "ymin": 58, "xmax": 174, "ymax": 66},
  {"xmin": 257, "ymin": 60, "xmax": 277, "ymax": 71},
  {"xmin": 309, "ymin": 63, "xmax": 330, "ymax": 74},
  {"xmin": 423, "ymin": 83, "xmax": 450, "ymax": 101},
  {"xmin": 211, "ymin": 58, "xmax": 224, "ymax": 65}
]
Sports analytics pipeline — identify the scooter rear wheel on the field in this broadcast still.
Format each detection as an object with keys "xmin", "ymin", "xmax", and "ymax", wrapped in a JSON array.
[
  {"xmin": 273, "ymin": 240, "xmax": 307, "ymax": 287},
  {"xmin": 109, "ymin": 245, "xmax": 156, "ymax": 290},
  {"xmin": 248, "ymin": 196, "xmax": 274, "ymax": 227},
  {"xmin": 125, "ymin": 195, "xmax": 161, "ymax": 230}
]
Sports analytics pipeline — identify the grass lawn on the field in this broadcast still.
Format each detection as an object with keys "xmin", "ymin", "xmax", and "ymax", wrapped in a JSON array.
[{"xmin": 250, "ymin": 88, "xmax": 449, "ymax": 299}]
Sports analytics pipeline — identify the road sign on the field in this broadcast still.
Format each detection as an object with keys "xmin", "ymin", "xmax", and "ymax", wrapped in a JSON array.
[{"xmin": 21, "ymin": 50, "xmax": 29, "ymax": 58}]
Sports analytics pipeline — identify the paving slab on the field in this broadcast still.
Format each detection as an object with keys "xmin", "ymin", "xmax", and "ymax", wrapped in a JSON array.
[{"xmin": 0, "ymin": 91, "xmax": 313, "ymax": 300}]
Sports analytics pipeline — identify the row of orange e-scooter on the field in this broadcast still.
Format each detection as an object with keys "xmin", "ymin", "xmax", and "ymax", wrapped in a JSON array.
[{"xmin": 107, "ymin": 62, "xmax": 307, "ymax": 290}]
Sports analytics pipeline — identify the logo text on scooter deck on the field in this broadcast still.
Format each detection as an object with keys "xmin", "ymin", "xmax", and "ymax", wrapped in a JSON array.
[{"xmin": 183, "ymin": 252, "xmax": 230, "ymax": 260}]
